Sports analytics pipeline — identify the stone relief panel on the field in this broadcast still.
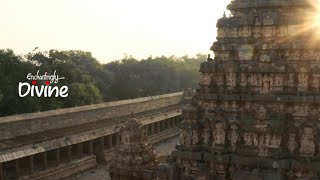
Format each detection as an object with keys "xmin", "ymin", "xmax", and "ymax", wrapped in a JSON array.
[{"xmin": 299, "ymin": 126, "xmax": 315, "ymax": 156}]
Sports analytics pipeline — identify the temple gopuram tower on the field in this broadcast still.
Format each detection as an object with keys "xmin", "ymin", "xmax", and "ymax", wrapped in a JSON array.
[{"xmin": 169, "ymin": 0, "xmax": 320, "ymax": 179}]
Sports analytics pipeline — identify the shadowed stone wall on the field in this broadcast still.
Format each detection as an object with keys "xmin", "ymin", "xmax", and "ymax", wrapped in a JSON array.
[{"xmin": 0, "ymin": 92, "xmax": 183, "ymax": 140}]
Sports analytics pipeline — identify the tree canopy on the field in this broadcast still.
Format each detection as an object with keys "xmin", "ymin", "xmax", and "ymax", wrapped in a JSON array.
[{"xmin": 0, "ymin": 49, "xmax": 205, "ymax": 117}]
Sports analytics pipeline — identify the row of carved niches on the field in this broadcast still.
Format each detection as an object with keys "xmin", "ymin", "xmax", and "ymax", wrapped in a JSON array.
[
  {"xmin": 227, "ymin": 0, "xmax": 313, "ymax": 11},
  {"xmin": 214, "ymin": 50, "xmax": 320, "ymax": 62},
  {"xmin": 218, "ymin": 26, "xmax": 290, "ymax": 39},
  {"xmin": 196, "ymin": 100, "xmax": 319, "ymax": 117},
  {"xmin": 179, "ymin": 110, "xmax": 320, "ymax": 157},
  {"xmin": 199, "ymin": 72, "xmax": 320, "ymax": 93}
]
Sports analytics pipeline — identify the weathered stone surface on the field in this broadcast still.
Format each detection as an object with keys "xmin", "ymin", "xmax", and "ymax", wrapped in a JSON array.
[
  {"xmin": 160, "ymin": 0, "xmax": 320, "ymax": 179},
  {"xmin": 0, "ymin": 92, "xmax": 183, "ymax": 140}
]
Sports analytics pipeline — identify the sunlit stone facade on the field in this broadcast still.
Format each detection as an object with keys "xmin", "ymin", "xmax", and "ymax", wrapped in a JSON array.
[{"xmin": 162, "ymin": 0, "xmax": 320, "ymax": 179}]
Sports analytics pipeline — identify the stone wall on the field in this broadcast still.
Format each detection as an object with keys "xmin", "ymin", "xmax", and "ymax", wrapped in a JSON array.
[{"xmin": 0, "ymin": 92, "xmax": 183, "ymax": 140}]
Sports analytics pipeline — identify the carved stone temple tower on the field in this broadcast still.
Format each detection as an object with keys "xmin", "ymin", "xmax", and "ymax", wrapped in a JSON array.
[
  {"xmin": 110, "ymin": 116, "xmax": 156, "ymax": 180},
  {"xmin": 168, "ymin": 0, "xmax": 320, "ymax": 179}
]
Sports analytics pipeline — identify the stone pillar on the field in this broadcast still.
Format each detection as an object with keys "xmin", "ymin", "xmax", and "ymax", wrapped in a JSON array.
[
  {"xmin": 99, "ymin": 137, "xmax": 105, "ymax": 150},
  {"xmin": 55, "ymin": 149, "xmax": 60, "ymax": 166},
  {"xmin": 29, "ymin": 155, "xmax": 34, "ymax": 174},
  {"xmin": 157, "ymin": 122, "xmax": 161, "ymax": 133},
  {"xmin": 15, "ymin": 159, "xmax": 20, "ymax": 177},
  {"xmin": 78, "ymin": 143, "xmax": 83, "ymax": 155},
  {"xmin": 108, "ymin": 135, "xmax": 113, "ymax": 148},
  {"xmin": 0, "ymin": 163, "xmax": 3, "ymax": 180},
  {"xmin": 67, "ymin": 146, "xmax": 72, "ymax": 162},
  {"xmin": 88, "ymin": 141, "xmax": 93, "ymax": 155},
  {"xmin": 43, "ymin": 152, "xmax": 48, "ymax": 170},
  {"xmin": 151, "ymin": 123, "xmax": 155, "ymax": 135},
  {"xmin": 160, "ymin": 121, "xmax": 164, "ymax": 132}
]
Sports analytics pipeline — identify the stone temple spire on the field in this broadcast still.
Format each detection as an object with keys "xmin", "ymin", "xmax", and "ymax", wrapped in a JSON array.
[{"xmin": 159, "ymin": 0, "xmax": 320, "ymax": 179}]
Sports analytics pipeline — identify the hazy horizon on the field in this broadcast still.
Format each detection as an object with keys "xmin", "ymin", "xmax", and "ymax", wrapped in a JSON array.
[{"xmin": 0, "ymin": 0, "xmax": 230, "ymax": 63}]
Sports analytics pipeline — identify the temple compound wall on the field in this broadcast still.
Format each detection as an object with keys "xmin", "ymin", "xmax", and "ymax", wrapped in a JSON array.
[{"xmin": 0, "ymin": 91, "xmax": 189, "ymax": 180}]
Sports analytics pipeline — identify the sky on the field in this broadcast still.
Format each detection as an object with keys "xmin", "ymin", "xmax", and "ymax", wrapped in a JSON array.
[{"xmin": 0, "ymin": 0, "xmax": 230, "ymax": 63}]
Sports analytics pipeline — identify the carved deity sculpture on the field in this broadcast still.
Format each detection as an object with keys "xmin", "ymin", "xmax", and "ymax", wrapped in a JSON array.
[
  {"xmin": 216, "ymin": 74, "xmax": 224, "ymax": 87},
  {"xmin": 184, "ymin": 130, "xmax": 191, "ymax": 148},
  {"xmin": 299, "ymin": 127, "xmax": 315, "ymax": 156},
  {"xmin": 261, "ymin": 75, "xmax": 270, "ymax": 94},
  {"xmin": 264, "ymin": 133, "xmax": 271, "ymax": 148},
  {"xmin": 279, "ymin": 26, "xmax": 288, "ymax": 37},
  {"xmin": 255, "ymin": 105, "xmax": 269, "ymax": 130},
  {"xmin": 184, "ymin": 160, "xmax": 191, "ymax": 174},
  {"xmin": 258, "ymin": 134, "xmax": 268, "ymax": 156},
  {"xmin": 192, "ymin": 130, "xmax": 199, "ymax": 145},
  {"xmin": 240, "ymin": 73, "xmax": 247, "ymax": 88},
  {"xmin": 260, "ymin": 54, "xmax": 271, "ymax": 62},
  {"xmin": 298, "ymin": 73, "xmax": 308, "ymax": 90},
  {"xmin": 288, "ymin": 73, "xmax": 295, "ymax": 87},
  {"xmin": 242, "ymin": 26, "xmax": 250, "ymax": 37},
  {"xmin": 226, "ymin": 72, "xmax": 236, "ymax": 89},
  {"xmin": 228, "ymin": 124, "xmax": 239, "ymax": 151},
  {"xmin": 218, "ymin": 27, "xmax": 226, "ymax": 38},
  {"xmin": 200, "ymin": 73, "xmax": 211, "ymax": 86},
  {"xmin": 288, "ymin": 51, "xmax": 300, "ymax": 61},
  {"xmin": 230, "ymin": 27, "xmax": 238, "ymax": 37},
  {"xmin": 213, "ymin": 122, "xmax": 225, "ymax": 145},
  {"xmin": 269, "ymin": 135, "xmax": 281, "ymax": 148},
  {"xmin": 263, "ymin": 15, "xmax": 274, "ymax": 25},
  {"xmin": 244, "ymin": 132, "xmax": 253, "ymax": 146},
  {"xmin": 273, "ymin": 74, "xmax": 283, "ymax": 87},
  {"xmin": 287, "ymin": 133, "xmax": 298, "ymax": 153},
  {"xmin": 254, "ymin": 27, "xmax": 261, "ymax": 37},
  {"xmin": 263, "ymin": 26, "xmax": 274, "ymax": 37},
  {"xmin": 312, "ymin": 75, "xmax": 320, "ymax": 90},
  {"xmin": 203, "ymin": 129, "xmax": 210, "ymax": 145}
]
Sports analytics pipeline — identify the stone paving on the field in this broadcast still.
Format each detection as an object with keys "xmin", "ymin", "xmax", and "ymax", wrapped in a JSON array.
[{"xmin": 66, "ymin": 137, "xmax": 178, "ymax": 180}]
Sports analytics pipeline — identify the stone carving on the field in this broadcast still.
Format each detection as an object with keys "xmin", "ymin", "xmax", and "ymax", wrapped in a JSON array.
[
  {"xmin": 179, "ymin": 129, "xmax": 185, "ymax": 145},
  {"xmin": 279, "ymin": 26, "xmax": 288, "ymax": 36},
  {"xmin": 264, "ymin": 133, "xmax": 271, "ymax": 147},
  {"xmin": 203, "ymin": 129, "xmax": 210, "ymax": 145},
  {"xmin": 263, "ymin": 26, "xmax": 274, "ymax": 37},
  {"xmin": 312, "ymin": 75, "xmax": 320, "ymax": 90},
  {"xmin": 240, "ymin": 73, "xmax": 247, "ymax": 88},
  {"xmin": 255, "ymin": 105, "xmax": 269, "ymax": 129},
  {"xmin": 288, "ymin": 73, "xmax": 295, "ymax": 87},
  {"xmin": 253, "ymin": 27, "xmax": 261, "ymax": 38},
  {"xmin": 269, "ymin": 135, "xmax": 281, "ymax": 148},
  {"xmin": 298, "ymin": 73, "xmax": 308, "ymax": 90},
  {"xmin": 200, "ymin": 73, "xmax": 211, "ymax": 86},
  {"xmin": 230, "ymin": 27, "xmax": 238, "ymax": 37},
  {"xmin": 261, "ymin": 75, "xmax": 270, "ymax": 94},
  {"xmin": 216, "ymin": 74, "xmax": 224, "ymax": 87},
  {"xmin": 242, "ymin": 26, "xmax": 250, "ymax": 37},
  {"xmin": 228, "ymin": 124, "xmax": 239, "ymax": 151},
  {"xmin": 299, "ymin": 126, "xmax": 315, "ymax": 156},
  {"xmin": 213, "ymin": 122, "xmax": 225, "ymax": 145},
  {"xmin": 192, "ymin": 130, "xmax": 199, "ymax": 145},
  {"xmin": 273, "ymin": 74, "xmax": 283, "ymax": 87},
  {"xmin": 287, "ymin": 133, "xmax": 298, "ymax": 153},
  {"xmin": 184, "ymin": 160, "xmax": 191, "ymax": 174},
  {"xmin": 226, "ymin": 72, "xmax": 236, "ymax": 89},
  {"xmin": 218, "ymin": 27, "xmax": 226, "ymax": 38},
  {"xmin": 110, "ymin": 116, "xmax": 156, "ymax": 179},
  {"xmin": 244, "ymin": 132, "xmax": 253, "ymax": 146},
  {"xmin": 263, "ymin": 15, "xmax": 274, "ymax": 25},
  {"xmin": 260, "ymin": 54, "xmax": 271, "ymax": 62},
  {"xmin": 258, "ymin": 134, "xmax": 268, "ymax": 156}
]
